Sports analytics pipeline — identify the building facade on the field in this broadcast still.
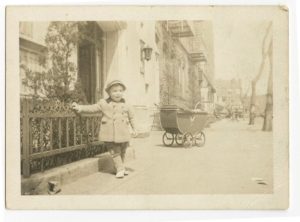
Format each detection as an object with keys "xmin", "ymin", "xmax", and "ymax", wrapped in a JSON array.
[
  {"xmin": 214, "ymin": 78, "xmax": 243, "ymax": 110},
  {"xmin": 19, "ymin": 21, "xmax": 160, "ymax": 134},
  {"xmin": 155, "ymin": 20, "xmax": 215, "ymax": 112}
]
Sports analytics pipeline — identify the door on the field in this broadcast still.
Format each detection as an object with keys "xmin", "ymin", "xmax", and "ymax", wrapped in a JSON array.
[{"xmin": 78, "ymin": 41, "xmax": 96, "ymax": 104}]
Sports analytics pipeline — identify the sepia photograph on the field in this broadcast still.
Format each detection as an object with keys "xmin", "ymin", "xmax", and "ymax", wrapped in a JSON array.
[{"xmin": 6, "ymin": 5, "xmax": 289, "ymax": 209}]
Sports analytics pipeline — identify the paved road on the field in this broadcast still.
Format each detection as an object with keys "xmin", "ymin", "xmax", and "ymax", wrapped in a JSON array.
[{"xmin": 60, "ymin": 118, "xmax": 273, "ymax": 195}]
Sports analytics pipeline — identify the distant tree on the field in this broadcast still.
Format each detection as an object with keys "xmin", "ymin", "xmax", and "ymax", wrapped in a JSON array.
[
  {"xmin": 22, "ymin": 21, "xmax": 90, "ymax": 104},
  {"xmin": 262, "ymin": 38, "xmax": 273, "ymax": 131},
  {"xmin": 249, "ymin": 23, "xmax": 272, "ymax": 125}
]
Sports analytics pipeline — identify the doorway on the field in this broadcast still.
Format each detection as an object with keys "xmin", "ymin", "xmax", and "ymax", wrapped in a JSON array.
[
  {"xmin": 78, "ymin": 22, "xmax": 104, "ymax": 104},
  {"xmin": 78, "ymin": 41, "xmax": 96, "ymax": 104}
]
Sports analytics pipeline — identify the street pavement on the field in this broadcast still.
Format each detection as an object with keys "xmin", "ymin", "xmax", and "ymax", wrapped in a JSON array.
[{"xmin": 59, "ymin": 117, "xmax": 273, "ymax": 195}]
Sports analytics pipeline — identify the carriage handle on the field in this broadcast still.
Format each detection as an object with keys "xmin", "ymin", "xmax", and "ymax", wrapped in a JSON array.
[{"xmin": 194, "ymin": 101, "xmax": 202, "ymax": 110}]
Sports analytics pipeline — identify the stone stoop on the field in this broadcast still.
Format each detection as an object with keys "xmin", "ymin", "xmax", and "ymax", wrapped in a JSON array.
[{"xmin": 21, "ymin": 147, "xmax": 136, "ymax": 195}]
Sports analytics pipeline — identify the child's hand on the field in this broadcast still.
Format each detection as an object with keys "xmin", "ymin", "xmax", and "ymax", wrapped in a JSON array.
[
  {"xmin": 71, "ymin": 102, "xmax": 81, "ymax": 113},
  {"xmin": 131, "ymin": 129, "xmax": 138, "ymax": 138}
]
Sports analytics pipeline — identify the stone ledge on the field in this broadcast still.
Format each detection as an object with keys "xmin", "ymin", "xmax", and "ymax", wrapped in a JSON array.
[
  {"xmin": 21, "ymin": 147, "xmax": 135, "ymax": 195},
  {"xmin": 135, "ymin": 131, "xmax": 150, "ymax": 138}
]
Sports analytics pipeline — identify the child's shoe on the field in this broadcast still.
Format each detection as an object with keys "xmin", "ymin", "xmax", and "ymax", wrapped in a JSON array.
[
  {"xmin": 116, "ymin": 170, "xmax": 124, "ymax": 178},
  {"xmin": 124, "ymin": 170, "xmax": 129, "ymax": 176}
]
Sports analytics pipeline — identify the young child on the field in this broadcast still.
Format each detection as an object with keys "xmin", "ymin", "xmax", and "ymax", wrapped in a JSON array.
[{"xmin": 72, "ymin": 80, "xmax": 137, "ymax": 178}]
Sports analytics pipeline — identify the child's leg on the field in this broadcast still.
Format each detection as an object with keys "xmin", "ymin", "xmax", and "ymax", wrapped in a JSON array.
[
  {"xmin": 120, "ymin": 143, "xmax": 129, "ymax": 175},
  {"xmin": 108, "ymin": 143, "xmax": 125, "ymax": 174},
  {"xmin": 120, "ymin": 143, "xmax": 127, "ymax": 163}
]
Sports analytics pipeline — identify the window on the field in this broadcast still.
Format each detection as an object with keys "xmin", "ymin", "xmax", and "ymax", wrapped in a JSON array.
[
  {"xmin": 20, "ymin": 22, "xmax": 33, "ymax": 38},
  {"xmin": 155, "ymin": 33, "xmax": 160, "ymax": 45},
  {"xmin": 162, "ymin": 42, "xmax": 168, "ymax": 63},
  {"xmin": 140, "ymin": 40, "xmax": 145, "ymax": 74},
  {"xmin": 179, "ymin": 68, "xmax": 185, "ymax": 95},
  {"xmin": 178, "ymin": 57, "xmax": 187, "ymax": 96},
  {"xmin": 20, "ymin": 49, "xmax": 45, "ymax": 73},
  {"xmin": 145, "ymin": 83, "xmax": 149, "ymax": 94},
  {"xmin": 20, "ymin": 48, "xmax": 46, "ymax": 96}
]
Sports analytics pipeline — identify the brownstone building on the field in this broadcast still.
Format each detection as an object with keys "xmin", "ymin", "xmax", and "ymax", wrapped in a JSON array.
[{"xmin": 155, "ymin": 21, "xmax": 215, "ymax": 111}]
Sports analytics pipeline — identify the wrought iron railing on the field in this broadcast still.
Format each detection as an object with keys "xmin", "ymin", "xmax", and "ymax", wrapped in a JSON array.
[{"xmin": 20, "ymin": 99, "xmax": 105, "ymax": 177}]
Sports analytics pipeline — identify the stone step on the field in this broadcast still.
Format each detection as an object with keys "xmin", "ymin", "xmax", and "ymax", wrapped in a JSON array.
[{"xmin": 21, "ymin": 147, "xmax": 135, "ymax": 195}]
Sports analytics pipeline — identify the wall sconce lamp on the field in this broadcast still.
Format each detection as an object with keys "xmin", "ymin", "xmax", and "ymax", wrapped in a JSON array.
[{"xmin": 142, "ymin": 45, "xmax": 153, "ymax": 61}]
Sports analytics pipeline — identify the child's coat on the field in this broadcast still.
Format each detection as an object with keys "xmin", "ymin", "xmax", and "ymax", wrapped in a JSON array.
[{"xmin": 79, "ymin": 98, "xmax": 136, "ymax": 143}]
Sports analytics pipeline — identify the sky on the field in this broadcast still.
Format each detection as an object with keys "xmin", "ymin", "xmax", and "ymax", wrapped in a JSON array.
[{"xmin": 213, "ymin": 12, "xmax": 272, "ymax": 95}]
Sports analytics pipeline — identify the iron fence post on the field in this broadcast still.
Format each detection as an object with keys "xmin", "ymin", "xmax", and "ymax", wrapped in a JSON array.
[{"xmin": 22, "ymin": 99, "xmax": 31, "ymax": 177}]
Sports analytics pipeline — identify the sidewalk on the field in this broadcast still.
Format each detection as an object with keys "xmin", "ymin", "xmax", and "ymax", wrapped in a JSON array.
[{"xmin": 59, "ymin": 118, "xmax": 273, "ymax": 195}]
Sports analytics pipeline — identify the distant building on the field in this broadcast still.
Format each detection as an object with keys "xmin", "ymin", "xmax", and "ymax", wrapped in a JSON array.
[{"xmin": 214, "ymin": 79, "xmax": 242, "ymax": 109}]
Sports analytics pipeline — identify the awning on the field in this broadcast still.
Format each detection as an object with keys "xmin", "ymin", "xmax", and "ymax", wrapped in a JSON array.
[
  {"xmin": 96, "ymin": 21, "xmax": 127, "ymax": 32},
  {"xmin": 202, "ymin": 72, "xmax": 216, "ymax": 93},
  {"xmin": 19, "ymin": 36, "xmax": 47, "ymax": 54}
]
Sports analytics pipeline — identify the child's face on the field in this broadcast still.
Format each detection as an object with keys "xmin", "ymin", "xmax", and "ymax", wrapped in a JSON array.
[{"xmin": 109, "ymin": 84, "xmax": 124, "ymax": 102}]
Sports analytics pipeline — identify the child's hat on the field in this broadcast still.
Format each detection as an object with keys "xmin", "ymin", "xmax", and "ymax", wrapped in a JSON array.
[{"xmin": 105, "ymin": 80, "xmax": 126, "ymax": 93}]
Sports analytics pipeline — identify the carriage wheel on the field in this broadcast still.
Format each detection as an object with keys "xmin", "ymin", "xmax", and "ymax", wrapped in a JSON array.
[
  {"xmin": 183, "ymin": 132, "xmax": 193, "ymax": 148},
  {"xmin": 175, "ymin": 134, "xmax": 184, "ymax": 146},
  {"xmin": 194, "ymin": 132, "xmax": 205, "ymax": 147},
  {"xmin": 162, "ymin": 132, "xmax": 174, "ymax": 147}
]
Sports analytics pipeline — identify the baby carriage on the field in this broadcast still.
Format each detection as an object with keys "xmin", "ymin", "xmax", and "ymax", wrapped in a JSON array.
[{"xmin": 160, "ymin": 105, "xmax": 208, "ymax": 147}]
